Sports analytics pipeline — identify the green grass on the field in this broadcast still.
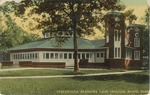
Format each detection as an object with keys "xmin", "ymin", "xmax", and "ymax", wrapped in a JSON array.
[
  {"xmin": 0, "ymin": 69, "xmax": 125, "ymax": 77},
  {"xmin": 0, "ymin": 71, "xmax": 149, "ymax": 95},
  {"xmin": 0, "ymin": 69, "xmax": 69, "ymax": 77},
  {"xmin": 1, "ymin": 66, "xmax": 19, "ymax": 69}
]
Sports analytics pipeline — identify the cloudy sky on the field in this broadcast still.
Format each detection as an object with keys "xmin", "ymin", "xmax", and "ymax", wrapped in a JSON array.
[{"xmin": 121, "ymin": 0, "xmax": 148, "ymax": 23}]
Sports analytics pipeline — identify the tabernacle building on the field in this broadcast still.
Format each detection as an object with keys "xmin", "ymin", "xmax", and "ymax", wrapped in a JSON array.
[{"xmin": 2, "ymin": 9, "xmax": 143, "ymax": 69}]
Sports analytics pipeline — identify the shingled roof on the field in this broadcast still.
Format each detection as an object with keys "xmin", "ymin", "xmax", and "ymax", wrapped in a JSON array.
[{"xmin": 7, "ymin": 37, "xmax": 105, "ymax": 51}]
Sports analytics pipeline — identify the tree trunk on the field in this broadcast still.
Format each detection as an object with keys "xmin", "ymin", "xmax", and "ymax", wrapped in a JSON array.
[
  {"xmin": 69, "ymin": 2, "xmax": 80, "ymax": 73},
  {"xmin": 73, "ymin": 19, "xmax": 80, "ymax": 73}
]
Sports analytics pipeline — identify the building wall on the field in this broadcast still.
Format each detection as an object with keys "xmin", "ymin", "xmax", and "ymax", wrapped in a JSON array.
[
  {"xmin": 106, "ymin": 59, "xmax": 142, "ymax": 69},
  {"xmin": 10, "ymin": 51, "xmax": 40, "ymax": 64},
  {"xmin": 10, "ymin": 50, "xmax": 106, "ymax": 67},
  {"xmin": 126, "ymin": 25, "xmax": 143, "ymax": 60}
]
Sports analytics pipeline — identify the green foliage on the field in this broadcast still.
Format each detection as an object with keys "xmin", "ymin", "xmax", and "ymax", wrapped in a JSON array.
[
  {"xmin": 0, "ymin": 1, "xmax": 18, "ymax": 12},
  {"xmin": 16, "ymin": 0, "xmax": 125, "ymax": 37},
  {"xmin": 0, "ymin": 16, "xmax": 40, "ymax": 50},
  {"xmin": 129, "ymin": 24, "xmax": 148, "ymax": 56},
  {"xmin": 144, "ymin": 8, "xmax": 149, "ymax": 24},
  {"xmin": 0, "ymin": 2, "xmax": 40, "ymax": 51},
  {"xmin": 124, "ymin": 9, "xmax": 137, "ymax": 25},
  {"xmin": 138, "ymin": 25, "xmax": 149, "ymax": 56}
]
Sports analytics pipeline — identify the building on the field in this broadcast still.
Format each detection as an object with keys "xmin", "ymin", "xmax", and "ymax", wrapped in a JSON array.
[
  {"xmin": 1, "ymin": 9, "xmax": 143, "ymax": 69},
  {"xmin": 7, "ymin": 37, "xmax": 107, "ymax": 67}
]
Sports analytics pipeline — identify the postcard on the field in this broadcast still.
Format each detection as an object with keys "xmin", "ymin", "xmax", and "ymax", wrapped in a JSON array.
[{"xmin": 0, "ymin": 0, "xmax": 149, "ymax": 95}]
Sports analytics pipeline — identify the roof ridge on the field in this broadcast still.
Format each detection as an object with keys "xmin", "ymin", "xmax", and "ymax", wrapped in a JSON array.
[
  {"xmin": 36, "ymin": 39, "xmax": 52, "ymax": 48},
  {"xmin": 80, "ymin": 38, "xmax": 96, "ymax": 48}
]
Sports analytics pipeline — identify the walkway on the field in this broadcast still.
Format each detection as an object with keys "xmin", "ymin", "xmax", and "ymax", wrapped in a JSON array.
[
  {"xmin": 0, "ymin": 70, "xmax": 143, "ymax": 80},
  {"xmin": 0, "ymin": 67, "xmax": 107, "ymax": 72}
]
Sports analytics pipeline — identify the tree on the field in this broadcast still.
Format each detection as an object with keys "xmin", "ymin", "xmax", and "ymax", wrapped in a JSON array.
[
  {"xmin": 141, "ymin": 8, "xmax": 149, "ymax": 56},
  {"xmin": 0, "ymin": 1, "xmax": 40, "ymax": 50},
  {"xmin": 124, "ymin": 9, "xmax": 137, "ymax": 25},
  {"xmin": 15, "ymin": 0, "xmax": 125, "ymax": 73},
  {"xmin": 0, "ymin": 14, "xmax": 40, "ymax": 50}
]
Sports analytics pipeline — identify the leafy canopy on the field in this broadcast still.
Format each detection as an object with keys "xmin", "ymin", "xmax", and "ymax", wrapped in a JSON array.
[
  {"xmin": 0, "ymin": 2, "xmax": 40, "ymax": 50},
  {"xmin": 16, "ymin": 0, "xmax": 125, "ymax": 37}
]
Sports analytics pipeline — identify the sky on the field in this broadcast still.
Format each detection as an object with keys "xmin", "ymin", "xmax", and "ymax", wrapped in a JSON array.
[{"xmin": 121, "ymin": 0, "xmax": 148, "ymax": 24}]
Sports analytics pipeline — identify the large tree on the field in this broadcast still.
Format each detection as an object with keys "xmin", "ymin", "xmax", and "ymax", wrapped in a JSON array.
[
  {"xmin": 16, "ymin": 0, "xmax": 125, "ymax": 73},
  {"xmin": 0, "ymin": 1, "xmax": 40, "ymax": 50}
]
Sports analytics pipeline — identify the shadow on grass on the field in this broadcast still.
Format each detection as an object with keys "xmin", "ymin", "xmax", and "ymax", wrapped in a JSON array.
[{"xmin": 71, "ymin": 71, "xmax": 149, "ymax": 84}]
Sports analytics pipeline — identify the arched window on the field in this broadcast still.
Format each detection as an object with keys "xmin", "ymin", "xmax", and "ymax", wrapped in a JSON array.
[
  {"xmin": 114, "ymin": 29, "xmax": 121, "ymax": 41},
  {"xmin": 134, "ymin": 37, "xmax": 140, "ymax": 47}
]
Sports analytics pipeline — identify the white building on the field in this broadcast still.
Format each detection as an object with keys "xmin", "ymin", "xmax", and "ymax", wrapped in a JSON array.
[{"xmin": 8, "ymin": 37, "xmax": 107, "ymax": 66}]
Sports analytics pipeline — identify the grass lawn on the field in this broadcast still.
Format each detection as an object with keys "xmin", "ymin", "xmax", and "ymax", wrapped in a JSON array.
[
  {"xmin": 0, "ymin": 71, "xmax": 149, "ymax": 95},
  {"xmin": 0, "ymin": 68, "xmax": 125, "ymax": 77}
]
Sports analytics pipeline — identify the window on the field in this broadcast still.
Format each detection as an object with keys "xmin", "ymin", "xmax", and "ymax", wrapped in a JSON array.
[
  {"xmin": 55, "ymin": 53, "xmax": 58, "ymax": 59},
  {"xmin": 46, "ymin": 53, "xmax": 49, "ymax": 59},
  {"xmin": 69, "ymin": 53, "xmax": 72, "ymax": 59},
  {"xmin": 126, "ymin": 49, "xmax": 132, "ymax": 59},
  {"xmin": 114, "ymin": 29, "xmax": 121, "ymax": 41},
  {"xmin": 59, "ymin": 53, "xmax": 63, "ymax": 59},
  {"xmin": 13, "ymin": 54, "xmax": 15, "ymax": 59},
  {"xmin": 86, "ymin": 53, "xmax": 89, "ymax": 59},
  {"xmin": 20, "ymin": 54, "xmax": 22, "ymax": 59},
  {"xmin": 17, "ymin": 54, "xmax": 19, "ymax": 59},
  {"xmin": 78, "ymin": 54, "xmax": 81, "ymax": 59},
  {"xmin": 35, "ymin": 53, "xmax": 38, "ymax": 59},
  {"xmin": 64, "ymin": 53, "xmax": 67, "ymax": 59},
  {"xmin": 30, "ymin": 54, "xmax": 32, "ymax": 59},
  {"xmin": 25, "ymin": 54, "xmax": 28, "ymax": 59},
  {"xmin": 118, "ymin": 48, "xmax": 120, "ymax": 58},
  {"xmin": 114, "ymin": 47, "xmax": 121, "ymax": 58},
  {"xmin": 90, "ymin": 53, "xmax": 92, "ymax": 58},
  {"xmin": 101, "ymin": 53, "xmax": 104, "ymax": 58},
  {"xmin": 27, "ymin": 54, "xmax": 30, "ymax": 59},
  {"xmin": 134, "ymin": 38, "xmax": 140, "ymax": 47},
  {"xmin": 118, "ymin": 32, "xmax": 121, "ymax": 41},
  {"xmin": 37, "ymin": 53, "xmax": 39, "ymax": 59},
  {"xmin": 134, "ymin": 51, "xmax": 140, "ymax": 60},
  {"xmin": 16, "ymin": 54, "xmax": 18, "ymax": 59},
  {"xmin": 31, "ymin": 53, "xmax": 33, "ymax": 59},
  {"xmin": 97, "ymin": 53, "xmax": 100, "ymax": 58},
  {"xmin": 114, "ymin": 30, "xmax": 118, "ymax": 41},
  {"xmin": 43, "ymin": 53, "xmax": 45, "ymax": 59},
  {"xmin": 82, "ymin": 53, "xmax": 85, "ymax": 59},
  {"xmin": 50, "ymin": 53, "xmax": 54, "ymax": 59},
  {"xmin": 22, "ymin": 54, "xmax": 25, "ymax": 59},
  {"xmin": 97, "ymin": 53, "xmax": 104, "ymax": 58},
  {"xmin": 15, "ymin": 54, "xmax": 17, "ymax": 59}
]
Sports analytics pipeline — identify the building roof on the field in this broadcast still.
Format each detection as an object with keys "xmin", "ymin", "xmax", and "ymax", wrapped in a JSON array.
[{"xmin": 7, "ymin": 37, "xmax": 105, "ymax": 51}]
